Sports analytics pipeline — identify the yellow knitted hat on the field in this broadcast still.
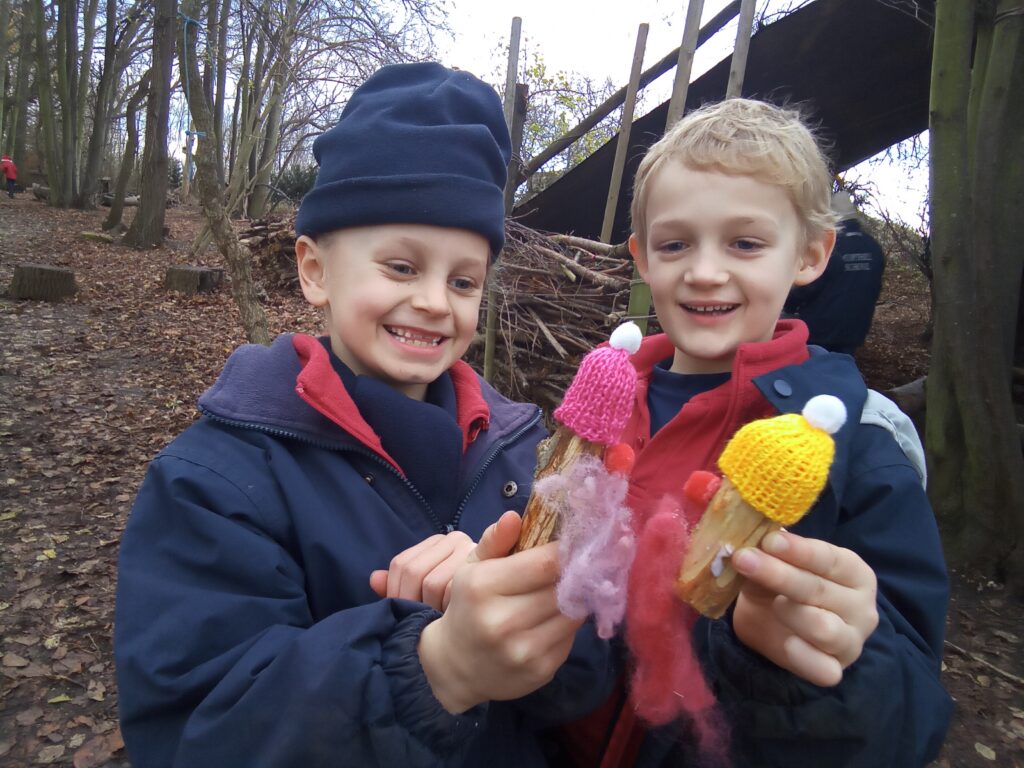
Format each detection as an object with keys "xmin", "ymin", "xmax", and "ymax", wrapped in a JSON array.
[{"xmin": 717, "ymin": 395, "xmax": 847, "ymax": 526}]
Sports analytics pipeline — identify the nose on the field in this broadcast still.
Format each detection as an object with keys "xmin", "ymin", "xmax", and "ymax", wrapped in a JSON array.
[
  {"xmin": 683, "ymin": 245, "xmax": 728, "ymax": 286},
  {"xmin": 410, "ymin": 276, "xmax": 451, "ymax": 316}
]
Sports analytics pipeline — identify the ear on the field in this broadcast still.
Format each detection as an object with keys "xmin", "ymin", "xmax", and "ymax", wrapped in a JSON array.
[
  {"xmin": 628, "ymin": 234, "xmax": 650, "ymax": 283},
  {"xmin": 295, "ymin": 235, "xmax": 329, "ymax": 308},
  {"xmin": 793, "ymin": 228, "xmax": 836, "ymax": 287}
]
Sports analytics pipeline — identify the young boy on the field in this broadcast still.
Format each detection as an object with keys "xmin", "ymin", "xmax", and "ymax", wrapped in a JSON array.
[
  {"xmin": 114, "ymin": 63, "xmax": 615, "ymax": 768},
  {"xmin": 577, "ymin": 99, "xmax": 952, "ymax": 766}
]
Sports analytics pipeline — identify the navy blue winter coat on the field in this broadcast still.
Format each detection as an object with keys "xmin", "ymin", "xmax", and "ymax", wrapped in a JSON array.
[
  {"xmin": 115, "ymin": 334, "xmax": 617, "ymax": 768},
  {"xmin": 784, "ymin": 219, "xmax": 885, "ymax": 354}
]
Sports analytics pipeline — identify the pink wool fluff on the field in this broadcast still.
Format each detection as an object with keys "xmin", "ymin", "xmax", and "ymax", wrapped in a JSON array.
[
  {"xmin": 626, "ymin": 498, "xmax": 727, "ymax": 762},
  {"xmin": 534, "ymin": 455, "xmax": 635, "ymax": 639},
  {"xmin": 554, "ymin": 345, "xmax": 637, "ymax": 445}
]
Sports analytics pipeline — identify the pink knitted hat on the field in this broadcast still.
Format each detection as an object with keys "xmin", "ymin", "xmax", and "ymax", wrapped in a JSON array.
[{"xmin": 553, "ymin": 322, "xmax": 643, "ymax": 445}]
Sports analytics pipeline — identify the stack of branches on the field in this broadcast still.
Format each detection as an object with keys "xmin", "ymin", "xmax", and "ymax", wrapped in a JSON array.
[
  {"xmin": 466, "ymin": 220, "xmax": 637, "ymax": 412},
  {"xmin": 241, "ymin": 214, "xmax": 641, "ymax": 411}
]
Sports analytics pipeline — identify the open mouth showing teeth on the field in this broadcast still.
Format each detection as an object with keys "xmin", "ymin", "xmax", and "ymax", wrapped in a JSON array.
[
  {"xmin": 386, "ymin": 326, "xmax": 445, "ymax": 347},
  {"xmin": 683, "ymin": 304, "xmax": 737, "ymax": 315}
]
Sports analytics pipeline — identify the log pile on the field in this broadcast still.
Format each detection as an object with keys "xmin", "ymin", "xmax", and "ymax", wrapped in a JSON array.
[{"xmin": 241, "ymin": 216, "xmax": 644, "ymax": 411}]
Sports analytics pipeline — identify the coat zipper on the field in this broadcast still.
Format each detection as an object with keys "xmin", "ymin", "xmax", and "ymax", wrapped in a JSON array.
[{"xmin": 450, "ymin": 407, "xmax": 542, "ymax": 531}]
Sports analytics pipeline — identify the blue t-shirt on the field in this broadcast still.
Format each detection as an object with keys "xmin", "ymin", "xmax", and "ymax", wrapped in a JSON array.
[{"xmin": 648, "ymin": 357, "xmax": 730, "ymax": 435}]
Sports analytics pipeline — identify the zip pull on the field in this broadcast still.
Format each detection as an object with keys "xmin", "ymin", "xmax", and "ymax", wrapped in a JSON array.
[{"xmin": 445, "ymin": 524, "xmax": 456, "ymax": 533}]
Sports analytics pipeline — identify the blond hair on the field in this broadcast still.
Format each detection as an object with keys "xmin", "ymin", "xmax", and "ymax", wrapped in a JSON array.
[{"xmin": 630, "ymin": 99, "xmax": 837, "ymax": 245}]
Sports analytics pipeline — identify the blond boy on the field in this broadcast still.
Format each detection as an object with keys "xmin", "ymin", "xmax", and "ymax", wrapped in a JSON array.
[{"xmin": 585, "ymin": 99, "xmax": 952, "ymax": 767}]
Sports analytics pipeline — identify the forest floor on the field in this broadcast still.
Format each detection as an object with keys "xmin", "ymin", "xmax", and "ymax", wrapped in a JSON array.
[{"xmin": 0, "ymin": 198, "xmax": 1021, "ymax": 767}]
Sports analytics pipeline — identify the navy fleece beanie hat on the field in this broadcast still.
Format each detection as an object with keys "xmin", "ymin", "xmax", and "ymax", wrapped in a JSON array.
[{"xmin": 295, "ymin": 62, "xmax": 512, "ymax": 257}]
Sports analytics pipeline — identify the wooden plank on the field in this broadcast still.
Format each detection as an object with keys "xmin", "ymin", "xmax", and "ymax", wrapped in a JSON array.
[
  {"xmin": 665, "ymin": 0, "xmax": 707, "ymax": 128},
  {"xmin": 601, "ymin": 23, "xmax": 649, "ymax": 244},
  {"xmin": 726, "ymin": 0, "xmax": 758, "ymax": 98}
]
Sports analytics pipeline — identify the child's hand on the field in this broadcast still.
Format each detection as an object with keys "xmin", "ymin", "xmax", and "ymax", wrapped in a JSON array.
[
  {"xmin": 730, "ymin": 529, "xmax": 879, "ymax": 687},
  {"xmin": 368, "ymin": 512, "xmax": 522, "ymax": 611},
  {"xmin": 369, "ymin": 530, "xmax": 475, "ymax": 611},
  {"xmin": 417, "ymin": 512, "xmax": 583, "ymax": 713}
]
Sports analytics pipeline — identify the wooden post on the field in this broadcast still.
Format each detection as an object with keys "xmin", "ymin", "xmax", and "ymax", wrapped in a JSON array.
[
  {"xmin": 726, "ymin": 0, "xmax": 757, "ymax": 98},
  {"xmin": 504, "ymin": 85, "xmax": 529, "ymax": 214},
  {"xmin": 600, "ymin": 23, "xmax": 648, "ymax": 245},
  {"xmin": 183, "ymin": 128, "xmax": 193, "ymax": 200},
  {"xmin": 665, "ymin": 0, "xmax": 707, "ymax": 128},
  {"xmin": 484, "ymin": 16, "xmax": 522, "ymax": 384}
]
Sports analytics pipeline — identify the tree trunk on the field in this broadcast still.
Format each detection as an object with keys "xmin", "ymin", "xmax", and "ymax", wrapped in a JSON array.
[
  {"xmin": 123, "ymin": 0, "xmax": 175, "ymax": 249},
  {"xmin": 927, "ymin": 0, "xmax": 1024, "ymax": 594},
  {"xmin": 104, "ymin": 75, "xmax": 148, "ymax": 231},
  {"xmin": 213, "ymin": 0, "xmax": 230, "ymax": 187},
  {"xmin": 0, "ymin": 0, "xmax": 12, "ymax": 147},
  {"xmin": 179, "ymin": 0, "xmax": 270, "ymax": 344},
  {"xmin": 10, "ymin": 0, "xmax": 33, "ymax": 165},
  {"xmin": 33, "ymin": 1, "xmax": 64, "ymax": 205},
  {"xmin": 76, "ymin": 0, "xmax": 120, "ymax": 209}
]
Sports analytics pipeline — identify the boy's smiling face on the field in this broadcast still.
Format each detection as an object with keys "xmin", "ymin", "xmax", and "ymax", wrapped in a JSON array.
[
  {"xmin": 630, "ymin": 163, "xmax": 833, "ymax": 374},
  {"xmin": 296, "ymin": 223, "xmax": 489, "ymax": 400}
]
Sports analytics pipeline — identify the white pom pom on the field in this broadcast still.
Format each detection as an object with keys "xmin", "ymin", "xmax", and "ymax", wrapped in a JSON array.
[
  {"xmin": 609, "ymin": 321, "xmax": 643, "ymax": 354},
  {"xmin": 802, "ymin": 394, "xmax": 847, "ymax": 435}
]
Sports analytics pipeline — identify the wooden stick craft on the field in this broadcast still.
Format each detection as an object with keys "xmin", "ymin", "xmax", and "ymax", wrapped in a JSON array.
[
  {"xmin": 513, "ymin": 321, "xmax": 642, "ymax": 552},
  {"xmin": 675, "ymin": 394, "xmax": 848, "ymax": 618}
]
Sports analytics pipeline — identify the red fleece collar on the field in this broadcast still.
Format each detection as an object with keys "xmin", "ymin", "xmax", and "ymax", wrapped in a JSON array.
[
  {"xmin": 631, "ymin": 318, "xmax": 809, "ymax": 380},
  {"xmin": 290, "ymin": 335, "xmax": 490, "ymax": 473}
]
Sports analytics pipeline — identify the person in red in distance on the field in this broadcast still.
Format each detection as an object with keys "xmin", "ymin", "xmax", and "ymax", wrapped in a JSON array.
[{"xmin": 1, "ymin": 154, "xmax": 17, "ymax": 198}]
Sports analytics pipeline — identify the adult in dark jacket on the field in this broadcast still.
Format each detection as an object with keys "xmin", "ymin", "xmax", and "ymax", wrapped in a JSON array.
[
  {"xmin": 784, "ymin": 192, "xmax": 886, "ymax": 354},
  {"xmin": 115, "ymin": 62, "xmax": 615, "ymax": 768}
]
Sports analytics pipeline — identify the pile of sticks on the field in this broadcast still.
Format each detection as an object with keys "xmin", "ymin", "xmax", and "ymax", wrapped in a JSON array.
[
  {"xmin": 240, "ymin": 218, "xmax": 299, "ymax": 288},
  {"xmin": 241, "ymin": 215, "xmax": 642, "ymax": 411},
  {"xmin": 466, "ymin": 221, "xmax": 638, "ymax": 411}
]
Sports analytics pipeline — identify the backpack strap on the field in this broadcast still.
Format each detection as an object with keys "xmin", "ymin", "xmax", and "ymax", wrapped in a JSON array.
[{"xmin": 861, "ymin": 389, "xmax": 927, "ymax": 488}]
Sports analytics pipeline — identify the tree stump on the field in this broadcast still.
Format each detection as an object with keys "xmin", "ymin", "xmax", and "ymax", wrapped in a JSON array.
[
  {"xmin": 9, "ymin": 264, "xmax": 77, "ymax": 300},
  {"xmin": 165, "ymin": 266, "xmax": 224, "ymax": 295}
]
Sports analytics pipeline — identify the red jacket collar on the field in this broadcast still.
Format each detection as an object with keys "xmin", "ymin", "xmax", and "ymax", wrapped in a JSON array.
[
  {"xmin": 631, "ymin": 318, "xmax": 809, "ymax": 384},
  {"xmin": 290, "ymin": 334, "xmax": 490, "ymax": 473}
]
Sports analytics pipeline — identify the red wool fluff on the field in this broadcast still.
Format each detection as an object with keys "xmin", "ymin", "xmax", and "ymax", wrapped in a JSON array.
[{"xmin": 626, "ymin": 498, "xmax": 728, "ymax": 761}]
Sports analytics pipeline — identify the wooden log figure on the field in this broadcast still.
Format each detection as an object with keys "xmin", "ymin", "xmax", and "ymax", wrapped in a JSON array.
[
  {"xmin": 675, "ymin": 394, "xmax": 847, "ymax": 618},
  {"xmin": 514, "ymin": 321, "xmax": 643, "ymax": 552}
]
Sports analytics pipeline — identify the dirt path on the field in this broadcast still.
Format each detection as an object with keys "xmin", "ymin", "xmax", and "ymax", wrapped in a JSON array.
[{"xmin": 1, "ymin": 197, "xmax": 1021, "ymax": 767}]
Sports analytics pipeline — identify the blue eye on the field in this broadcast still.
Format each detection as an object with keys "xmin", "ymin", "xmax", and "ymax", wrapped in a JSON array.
[
  {"xmin": 733, "ymin": 239, "xmax": 762, "ymax": 252},
  {"xmin": 387, "ymin": 261, "xmax": 416, "ymax": 276},
  {"xmin": 450, "ymin": 277, "xmax": 478, "ymax": 292},
  {"xmin": 659, "ymin": 241, "xmax": 687, "ymax": 253}
]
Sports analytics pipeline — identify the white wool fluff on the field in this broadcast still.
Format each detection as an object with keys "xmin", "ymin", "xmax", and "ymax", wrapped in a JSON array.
[
  {"xmin": 802, "ymin": 394, "xmax": 847, "ymax": 435},
  {"xmin": 609, "ymin": 321, "xmax": 643, "ymax": 355}
]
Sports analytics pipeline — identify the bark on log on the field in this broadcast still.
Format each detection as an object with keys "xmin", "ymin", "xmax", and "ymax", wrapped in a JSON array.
[
  {"xmin": 513, "ymin": 425, "xmax": 604, "ymax": 552},
  {"xmin": 9, "ymin": 263, "xmax": 77, "ymax": 300},
  {"xmin": 165, "ymin": 265, "xmax": 225, "ymax": 294}
]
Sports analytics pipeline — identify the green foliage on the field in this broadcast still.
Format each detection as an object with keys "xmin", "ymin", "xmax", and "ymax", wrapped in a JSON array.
[
  {"xmin": 168, "ymin": 157, "xmax": 183, "ymax": 189},
  {"xmin": 274, "ymin": 162, "xmax": 318, "ymax": 203}
]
